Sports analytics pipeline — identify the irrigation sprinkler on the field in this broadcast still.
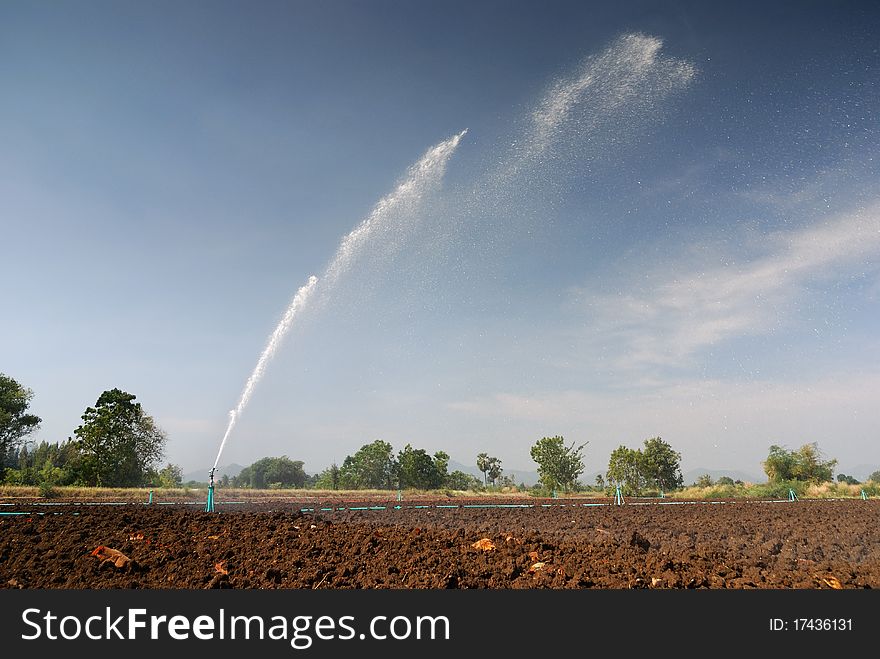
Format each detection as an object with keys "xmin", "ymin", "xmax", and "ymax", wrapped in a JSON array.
[
  {"xmin": 788, "ymin": 488, "xmax": 799, "ymax": 502},
  {"xmin": 206, "ymin": 468, "xmax": 216, "ymax": 513},
  {"xmin": 148, "ymin": 490, "xmax": 153, "ymax": 504},
  {"xmin": 861, "ymin": 489, "xmax": 868, "ymax": 500},
  {"xmin": 614, "ymin": 484, "xmax": 625, "ymax": 506}
]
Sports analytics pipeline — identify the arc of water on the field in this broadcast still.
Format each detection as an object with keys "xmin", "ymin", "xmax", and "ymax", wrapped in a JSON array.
[
  {"xmin": 320, "ymin": 128, "xmax": 468, "ymax": 294},
  {"xmin": 212, "ymin": 275, "xmax": 318, "ymax": 470},
  {"xmin": 211, "ymin": 129, "xmax": 468, "ymax": 471}
]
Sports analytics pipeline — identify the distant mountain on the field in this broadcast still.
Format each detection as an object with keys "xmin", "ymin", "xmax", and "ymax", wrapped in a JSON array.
[{"xmin": 182, "ymin": 463, "xmax": 245, "ymax": 484}]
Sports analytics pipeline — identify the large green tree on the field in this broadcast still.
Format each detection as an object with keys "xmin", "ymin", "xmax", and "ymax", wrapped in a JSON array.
[
  {"xmin": 641, "ymin": 436, "xmax": 683, "ymax": 492},
  {"xmin": 606, "ymin": 437, "xmax": 684, "ymax": 495},
  {"xmin": 73, "ymin": 388, "xmax": 167, "ymax": 487},
  {"xmin": 763, "ymin": 443, "xmax": 837, "ymax": 483},
  {"xmin": 338, "ymin": 439, "xmax": 396, "ymax": 489},
  {"xmin": 155, "ymin": 463, "xmax": 184, "ymax": 488},
  {"xmin": 530, "ymin": 435, "xmax": 587, "ymax": 493},
  {"xmin": 396, "ymin": 445, "xmax": 448, "ymax": 490},
  {"xmin": 234, "ymin": 456, "xmax": 307, "ymax": 488},
  {"xmin": 0, "ymin": 373, "xmax": 42, "ymax": 478},
  {"xmin": 606, "ymin": 445, "xmax": 647, "ymax": 495}
]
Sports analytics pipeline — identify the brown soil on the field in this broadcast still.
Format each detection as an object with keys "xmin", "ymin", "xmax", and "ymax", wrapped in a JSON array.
[{"xmin": 1, "ymin": 497, "xmax": 878, "ymax": 589}]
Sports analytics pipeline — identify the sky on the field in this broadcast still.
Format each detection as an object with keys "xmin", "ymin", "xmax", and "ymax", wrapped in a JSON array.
[{"xmin": 2, "ymin": 0, "xmax": 878, "ymax": 482}]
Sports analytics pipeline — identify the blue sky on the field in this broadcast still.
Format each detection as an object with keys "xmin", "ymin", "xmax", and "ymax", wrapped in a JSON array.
[{"xmin": 2, "ymin": 0, "xmax": 878, "ymax": 481}]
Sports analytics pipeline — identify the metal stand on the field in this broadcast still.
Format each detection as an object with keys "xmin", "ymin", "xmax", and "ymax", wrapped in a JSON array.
[
  {"xmin": 614, "ymin": 484, "xmax": 625, "ymax": 505},
  {"xmin": 788, "ymin": 488, "xmax": 799, "ymax": 501},
  {"xmin": 206, "ymin": 468, "xmax": 216, "ymax": 512}
]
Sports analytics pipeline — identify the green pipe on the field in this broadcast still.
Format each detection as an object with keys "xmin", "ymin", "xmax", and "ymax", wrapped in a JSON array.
[{"xmin": 205, "ymin": 485, "xmax": 215, "ymax": 512}]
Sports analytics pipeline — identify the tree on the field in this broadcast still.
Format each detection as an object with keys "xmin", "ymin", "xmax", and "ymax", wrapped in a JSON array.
[
  {"xmin": 445, "ymin": 470, "xmax": 482, "ymax": 491},
  {"xmin": 837, "ymin": 473, "xmax": 859, "ymax": 485},
  {"xmin": 0, "ymin": 373, "xmax": 42, "ymax": 479},
  {"xmin": 156, "ymin": 463, "xmax": 183, "ymax": 488},
  {"xmin": 641, "ymin": 436, "xmax": 683, "ymax": 492},
  {"xmin": 338, "ymin": 440, "xmax": 396, "ymax": 489},
  {"xmin": 396, "ymin": 445, "xmax": 448, "ymax": 490},
  {"xmin": 477, "ymin": 453, "xmax": 503, "ymax": 486},
  {"xmin": 234, "ymin": 456, "xmax": 307, "ymax": 488},
  {"xmin": 529, "ymin": 435, "xmax": 587, "ymax": 493},
  {"xmin": 433, "ymin": 450, "xmax": 450, "ymax": 483},
  {"xmin": 605, "ymin": 437, "xmax": 682, "ymax": 496},
  {"xmin": 476, "ymin": 453, "xmax": 490, "ymax": 485},
  {"xmin": 763, "ymin": 445, "xmax": 797, "ymax": 481},
  {"xmin": 2, "ymin": 439, "xmax": 81, "ymax": 486},
  {"xmin": 869, "ymin": 470, "xmax": 880, "ymax": 484},
  {"xmin": 792, "ymin": 443, "xmax": 837, "ymax": 482},
  {"xmin": 314, "ymin": 463, "xmax": 340, "ymax": 490},
  {"xmin": 695, "ymin": 474, "xmax": 713, "ymax": 488},
  {"xmin": 73, "ymin": 388, "xmax": 167, "ymax": 487},
  {"xmin": 763, "ymin": 443, "xmax": 837, "ymax": 483},
  {"xmin": 606, "ymin": 445, "xmax": 647, "ymax": 495}
]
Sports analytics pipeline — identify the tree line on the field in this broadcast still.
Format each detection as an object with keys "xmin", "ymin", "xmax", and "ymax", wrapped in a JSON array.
[
  {"xmin": 3, "ymin": 372, "xmax": 877, "ymax": 492},
  {"xmin": 1, "ymin": 374, "xmax": 173, "ymax": 489}
]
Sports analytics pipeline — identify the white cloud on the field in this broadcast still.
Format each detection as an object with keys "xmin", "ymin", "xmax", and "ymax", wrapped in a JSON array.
[{"xmin": 572, "ymin": 202, "xmax": 880, "ymax": 369}]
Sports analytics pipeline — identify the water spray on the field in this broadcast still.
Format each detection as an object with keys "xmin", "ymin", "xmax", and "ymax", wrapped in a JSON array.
[
  {"xmin": 211, "ymin": 275, "xmax": 319, "ymax": 474},
  {"xmin": 205, "ymin": 131, "xmax": 467, "ymax": 512}
]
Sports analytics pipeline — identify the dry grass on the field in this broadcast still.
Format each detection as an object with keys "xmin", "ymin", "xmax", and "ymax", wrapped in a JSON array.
[
  {"xmin": 1, "ymin": 481, "xmax": 873, "ymax": 504},
  {"xmin": 0, "ymin": 485, "xmax": 534, "ymax": 503},
  {"xmin": 0, "ymin": 485, "xmax": 203, "ymax": 502},
  {"xmin": 804, "ymin": 481, "xmax": 865, "ymax": 498}
]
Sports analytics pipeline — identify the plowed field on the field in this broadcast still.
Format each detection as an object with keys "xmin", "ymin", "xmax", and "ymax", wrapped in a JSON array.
[{"xmin": 2, "ymin": 497, "xmax": 878, "ymax": 589}]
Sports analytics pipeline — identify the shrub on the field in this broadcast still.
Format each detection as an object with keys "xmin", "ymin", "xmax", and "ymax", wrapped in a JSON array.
[
  {"xmin": 703, "ymin": 483, "xmax": 747, "ymax": 499},
  {"xmin": 861, "ymin": 482, "xmax": 880, "ymax": 497},
  {"xmin": 38, "ymin": 481, "xmax": 58, "ymax": 498},
  {"xmin": 750, "ymin": 479, "xmax": 805, "ymax": 499},
  {"xmin": 694, "ymin": 474, "xmax": 713, "ymax": 488}
]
